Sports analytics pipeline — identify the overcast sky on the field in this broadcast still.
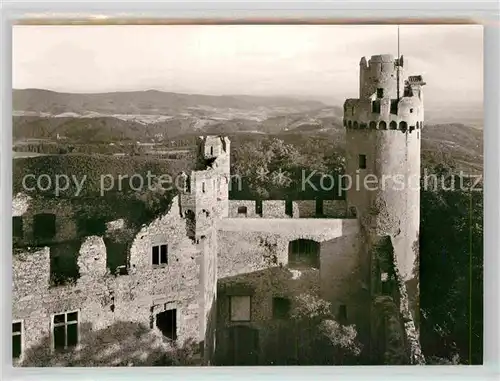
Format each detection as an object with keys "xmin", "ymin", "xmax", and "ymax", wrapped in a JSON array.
[{"xmin": 13, "ymin": 24, "xmax": 483, "ymax": 108}]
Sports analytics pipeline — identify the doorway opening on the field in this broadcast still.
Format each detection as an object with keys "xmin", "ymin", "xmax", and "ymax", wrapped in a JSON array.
[{"xmin": 156, "ymin": 309, "xmax": 177, "ymax": 340}]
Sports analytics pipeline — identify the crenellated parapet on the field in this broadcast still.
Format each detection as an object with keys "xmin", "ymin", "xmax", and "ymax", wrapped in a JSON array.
[{"xmin": 346, "ymin": 54, "xmax": 425, "ymax": 133}]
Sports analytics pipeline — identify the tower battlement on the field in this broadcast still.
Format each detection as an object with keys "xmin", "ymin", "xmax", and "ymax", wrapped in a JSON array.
[
  {"xmin": 358, "ymin": 54, "xmax": 404, "ymax": 100},
  {"xmin": 197, "ymin": 136, "xmax": 229, "ymax": 160},
  {"xmin": 346, "ymin": 54, "xmax": 425, "ymax": 132}
]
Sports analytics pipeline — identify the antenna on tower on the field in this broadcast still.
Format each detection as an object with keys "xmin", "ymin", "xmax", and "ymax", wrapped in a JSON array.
[{"xmin": 396, "ymin": 25, "xmax": 400, "ymax": 101}]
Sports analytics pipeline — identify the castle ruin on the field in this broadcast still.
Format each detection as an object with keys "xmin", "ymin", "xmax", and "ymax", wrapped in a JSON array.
[{"xmin": 12, "ymin": 54, "xmax": 425, "ymax": 366}]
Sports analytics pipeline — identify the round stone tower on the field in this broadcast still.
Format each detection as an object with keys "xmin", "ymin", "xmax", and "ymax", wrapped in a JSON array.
[{"xmin": 343, "ymin": 54, "xmax": 426, "ymax": 288}]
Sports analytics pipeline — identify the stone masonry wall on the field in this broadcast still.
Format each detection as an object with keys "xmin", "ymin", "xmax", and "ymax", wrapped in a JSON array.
[
  {"xmin": 12, "ymin": 195, "xmax": 78, "ymax": 247},
  {"xmin": 319, "ymin": 233, "xmax": 371, "ymax": 340},
  {"xmin": 323, "ymin": 200, "xmax": 348, "ymax": 217},
  {"xmin": 12, "ymin": 196, "xmax": 206, "ymax": 366},
  {"xmin": 262, "ymin": 200, "xmax": 297, "ymax": 218},
  {"xmin": 215, "ymin": 266, "xmax": 320, "ymax": 365}
]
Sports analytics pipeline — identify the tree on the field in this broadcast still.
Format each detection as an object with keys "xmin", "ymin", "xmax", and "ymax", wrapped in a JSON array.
[
  {"xmin": 288, "ymin": 294, "xmax": 363, "ymax": 365},
  {"xmin": 231, "ymin": 137, "xmax": 308, "ymax": 199}
]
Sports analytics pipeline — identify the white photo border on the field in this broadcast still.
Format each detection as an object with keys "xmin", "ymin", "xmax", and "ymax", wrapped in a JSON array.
[{"xmin": 1, "ymin": 1, "xmax": 498, "ymax": 380}]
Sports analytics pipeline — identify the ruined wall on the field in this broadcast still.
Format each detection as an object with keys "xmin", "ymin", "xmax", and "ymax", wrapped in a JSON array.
[
  {"xmin": 345, "ymin": 127, "xmax": 420, "ymax": 281},
  {"xmin": 215, "ymin": 218, "xmax": 364, "ymax": 364},
  {"xmin": 198, "ymin": 228, "xmax": 218, "ymax": 364},
  {"xmin": 12, "ymin": 195, "xmax": 78, "ymax": 247},
  {"xmin": 359, "ymin": 54, "xmax": 405, "ymax": 100},
  {"xmin": 229, "ymin": 200, "xmax": 300, "ymax": 218},
  {"xmin": 294, "ymin": 200, "xmax": 317, "ymax": 218},
  {"xmin": 215, "ymin": 266, "xmax": 320, "ymax": 365},
  {"xmin": 367, "ymin": 235, "xmax": 424, "ymax": 365},
  {"xmin": 12, "ymin": 196, "xmax": 207, "ymax": 365},
  {"xmin": 216, "ymin": 230, "xmax": 285, "ymax": 278},
  {"xmin": 343, "ymin": 55, "xmax": 425, "ymax": 364},
  {"xmin": 182, "ymin": 169, "xmax": 219, "ymax": 236},
  {"xmin": 12, "ymin": 136, "xmax": 231, "ymax": 366},
  {"xmin": 127, "ymin": 196, "xmax": 203, "ymax": 342},
  {"xmin": 12, "ymin": 193, "xmax": 31, "ymax": 217},
  {"xmin": 344, "ymin": 55, "xmax": 423, "ymax": 282}
]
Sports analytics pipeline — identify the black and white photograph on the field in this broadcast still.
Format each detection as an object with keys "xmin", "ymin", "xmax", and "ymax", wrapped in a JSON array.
[{"xmin": 11, "ymin": 23, "xmax": 483, "ymax": 366}]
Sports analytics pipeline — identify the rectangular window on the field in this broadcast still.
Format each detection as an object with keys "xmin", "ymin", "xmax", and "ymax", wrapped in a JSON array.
[
  {"xmin": 33, "ymin": 213, "xmax": 56, "ymax": 240},
  {"xmin": 230, "ymin": 296, "xmax": 251, "ymax": 322},
  {"xmin": 359, "ymin": 154, "xmax": 367, "ymax": 169},
  {"xmin": 13, "ymin": 217, "xmax": 23, "ymax": 239},
  {"xmin": 377, "ymin": 88, "xmax": 384, "ymax": 98},
  {"xmin": 272, "ymin": 297, "xmax": 291, "ymax": 319},
  {"xmin": 12, "ymin": 321, "xmax": 22, "ymax": 359},
  {"xmin": 202, "ymin": 182, "xmax": 206, "ymax": 193},
  {"xmin": 152, "ymin": 244, "xmax": 168, "ymax": 266},
  {"xmin": 52, "ymin": 311, "xmax": 79, "ymax": 351},
  {"xmin": 372, "ymin": 100, "xmax": 381, "ymax": 114}
]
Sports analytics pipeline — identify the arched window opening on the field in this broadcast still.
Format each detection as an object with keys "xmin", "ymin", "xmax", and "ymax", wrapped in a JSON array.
[
  {"xmin": 288, "ymin": 239, "xmax": 320, "ymax": 269},
  {"xmin": 389, "ymin": 121, "xmax": 397, "ymax": 130},
  {"xmin": 353, "ymin": 121, "xmax": 358, "ymax": 129},
  {"xmin": 348, "ymin": 121, "xmax": 352, "ymax": 128},
  {"xmin": 369, "ymin": 121, "xmax": 377, "ymax": 129},
  {"xmin": 379, "ymin": 121, "xmax": 387, "ymax": 130},
  {"xmin": 399, "ymin": 121, "xmax": 408, "ymax": 133}
]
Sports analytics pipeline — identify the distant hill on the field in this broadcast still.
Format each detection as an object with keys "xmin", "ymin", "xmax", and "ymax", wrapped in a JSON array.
[
  {"xmin": 13, "ymin": 89, "xmax": 326, "ymax": 116},
  {"xmin": 11, "ymin": 89, "xmax": 482, "ymax": 173},
  {"xmin": 425, "ymin": 104, "xmax": 483, "ymax": 130},
  {"xmin": 13, "ymin": 116, "xmax": 149, "ymax": 142}
]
